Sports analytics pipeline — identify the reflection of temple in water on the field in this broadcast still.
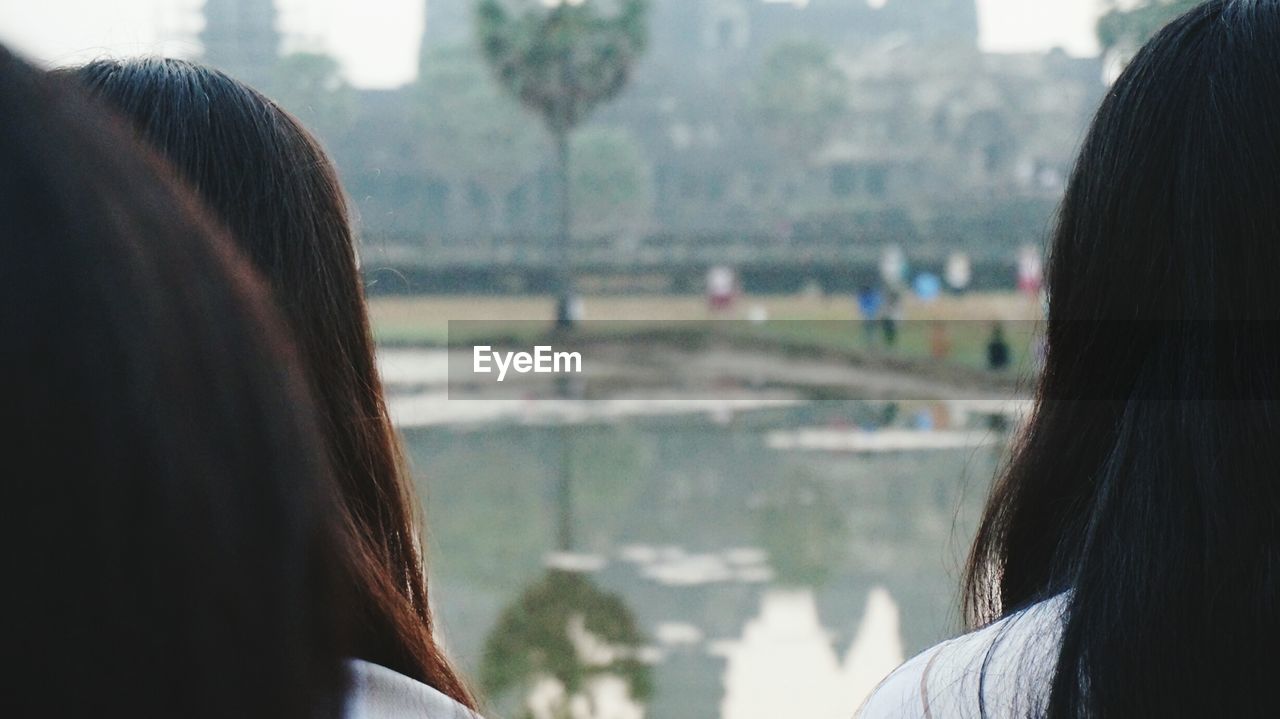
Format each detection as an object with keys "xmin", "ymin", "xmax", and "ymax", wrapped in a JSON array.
[
  {"xmin": 717, "ymin": 587, "xmax": 904, "ymax": 719},
  {"xmin": 407, "ymin": 402, "xmax": 1007, "ymax": 717},
  {"xmin": 581, "ymin": 544, "xmax": 924, "ymax": 718}
]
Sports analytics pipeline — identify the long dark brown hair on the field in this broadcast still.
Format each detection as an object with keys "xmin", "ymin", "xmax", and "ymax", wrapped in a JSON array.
[
  {"xmin": 964, "ymin": 1, "xmax": 1280, "ymax": 716},
  {"xmin": 69, "ymin": 57, "xmax": 475, "ymax": 707},
  {"xmin": 1, "ymin": 46, "xmax": 347, "ymax": 717}
]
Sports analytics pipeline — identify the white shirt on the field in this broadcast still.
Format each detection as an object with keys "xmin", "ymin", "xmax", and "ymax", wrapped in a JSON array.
[
  {"xmin": 857, "ymin": 595, "xmax": 1067, "ymax": 718},
  {"xmin": 346, "ymin": 659, "xmax": 481, "ymax": 719}
]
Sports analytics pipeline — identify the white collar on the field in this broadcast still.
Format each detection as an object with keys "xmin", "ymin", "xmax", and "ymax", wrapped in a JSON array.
[{"xmin": 345, "ymin": 658, "xmax": 480, "ymax": 719}]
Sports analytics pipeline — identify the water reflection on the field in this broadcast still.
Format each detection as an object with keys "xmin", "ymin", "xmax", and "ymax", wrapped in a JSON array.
[
  {"xmin": 717, "ymin": 587, "xmax": 903, "ymax": 718},
  {"xmin": 753, "ymin": 468, "xmax": 849, "ymax": 587},
  {"xmin": 481, "ymin": 569, "xmax": 652, "ymax": 719},
  {"xmin": 403, "ymin": 386, "xmax": 1014, "ymax": 717}
]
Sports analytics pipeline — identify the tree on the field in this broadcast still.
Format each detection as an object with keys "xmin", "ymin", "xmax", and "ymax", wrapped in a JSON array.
[
  {"xmin": 748, "ymin": 40, "xmax": 850, "ymax": 191},
  {"xmin": 1097, "ymin": 0, "xmax": 1199, "ymax": 56},
  {"xmin": 414, "ymin": 45, "xmax": 546, "ymax": 232},
  {"xmin": 481, "ymin": 569, "xmax": 652, "ymax": 719},
  {"xmin": 570, "ymin": 126, "xmax": 653, "ymax": 240},
  {"xmin": 476, "ymin": 0, "xmax": 650, "ymax": 326}
]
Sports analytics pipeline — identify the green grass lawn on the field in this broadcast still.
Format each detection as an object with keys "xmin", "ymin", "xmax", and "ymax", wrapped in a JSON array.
[{"xmin": 369, "ymin": 293, "xmax": 1043, "ymax": 376}]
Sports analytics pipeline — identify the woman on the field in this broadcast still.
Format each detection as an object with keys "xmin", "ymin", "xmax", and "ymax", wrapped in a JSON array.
[
  {"xmin": 0, "ymin": 46, "xmax": 346, "ymax": 716},
  {"xmin": 862, "ymin": 1, "xmax": 1280, "ymax": 716},
  {"xmin": 70, "ymin": 58, "xmax": 477, "ymax": 712}
]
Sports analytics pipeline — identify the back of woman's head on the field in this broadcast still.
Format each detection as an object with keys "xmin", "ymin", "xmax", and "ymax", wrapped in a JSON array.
[
  {"xmin": 67, "ymin": 57, "xmax": 475, "ymax": 707},
  {"xmin": 0, "ymin": 47, "xmax": 346, "ymax": 717},
  {"xmin": 965, "ymin": 1, "xmax": 1280, "ymax": 716}
]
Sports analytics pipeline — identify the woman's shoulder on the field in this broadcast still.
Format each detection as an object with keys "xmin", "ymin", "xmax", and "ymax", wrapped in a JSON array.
[
  {"xmin": 346, "ymin": 659, "xmax": 481, "ymax": 719},
  {"xmin": 856, "ymin": 594, "xmax": 1067, "ymax": 718}
]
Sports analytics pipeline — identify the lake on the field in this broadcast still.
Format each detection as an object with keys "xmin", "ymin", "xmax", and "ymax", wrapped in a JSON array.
[{"xmin": 391, "ymin": 374, "xmax": 1016, "ymax": 718}]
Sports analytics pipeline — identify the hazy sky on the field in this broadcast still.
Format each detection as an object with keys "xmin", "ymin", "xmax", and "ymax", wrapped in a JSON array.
[{"xmin": 0, "ymin": 0, "xmax": 1103, "ymax": 89}]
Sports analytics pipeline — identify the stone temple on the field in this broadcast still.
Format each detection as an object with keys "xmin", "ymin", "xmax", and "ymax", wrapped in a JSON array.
[{"xmin": 199, "ymin": 0, "xmax": 1106, "ymax": 286}]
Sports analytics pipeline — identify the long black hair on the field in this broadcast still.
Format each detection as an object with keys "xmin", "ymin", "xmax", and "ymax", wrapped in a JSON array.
[
  {"xmin": 68, "ymin": 58, "xmax": 476, "ymax": 707},
  {"xmin": 0, "ymin": 47, "xmax": 347, "ymax": 717},
  {"xmin": 965, "ymin": 1, "xmax": 1280, "ymax": 716}
]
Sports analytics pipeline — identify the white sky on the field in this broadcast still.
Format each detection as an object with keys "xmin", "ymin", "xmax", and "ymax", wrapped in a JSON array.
[{"xmin": 0, "ymin": 0, "xmax": 1102, "ymax": 89}]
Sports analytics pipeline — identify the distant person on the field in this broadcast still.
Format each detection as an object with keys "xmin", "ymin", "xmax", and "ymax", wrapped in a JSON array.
[
  {"xmin": 0, "ymin": 47, "xmax": 346, "ymax": 716},
  {"xmin": 929, "ymin": 321, "xmax": 952, "ymax": 360},
  {"xmin": 912, "ymin": 272, "xmax": 942, "ymax": 302},
  {"xmin": 856, "ymin": 285, "xmax": 884, "ymax": 347},
  {"xmin": 881, "ymin": 289, "xmax": 903, "ymax": 348},
  {"xmin": 945, "ymin": 250, "xmax": 973, "ymax": 295},
  {"xmin": 706, "ymin": 264, "xmax": 737, "ymax": 313},
  {"xmin": 879, "ymin": 244, "xmax": 908, "ymax": 288},
  {"xmin": 556, "ymin": 293, "xmax": 584, "ymax": 327},
  {"xmin": 861, "ymin": 2, "xmax": 1280, "ymax": 716},
  {"xmin": 986, "ymin": 322, "xmax": 1011, "ymax": 371},
  {"xmin": 1016, "ymin": 244, "xmax": 1044, "ymax": 300},
  {"xmin": 72, "ymin": 59, "xmax": 478, "ymax": 713}
]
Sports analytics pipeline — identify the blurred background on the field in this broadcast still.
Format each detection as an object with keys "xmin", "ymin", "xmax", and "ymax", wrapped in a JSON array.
[{"xmin": 1, "ymin": 1, "xmax": 1191, "ymax": 717}]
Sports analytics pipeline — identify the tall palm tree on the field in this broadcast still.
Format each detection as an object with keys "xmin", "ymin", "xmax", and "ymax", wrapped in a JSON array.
[{"xmin": 476, "ymin": 0, "xmax": 649, "ymax": 326}]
